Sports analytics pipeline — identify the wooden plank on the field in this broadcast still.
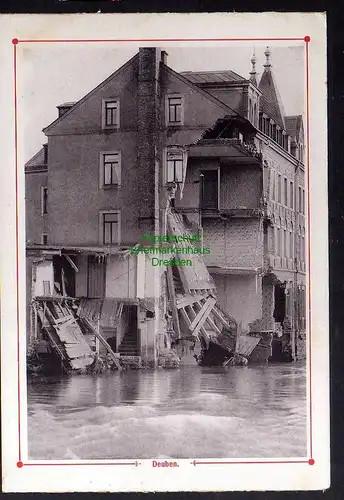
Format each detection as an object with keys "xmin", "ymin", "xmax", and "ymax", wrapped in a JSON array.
[
  {"xmin": 204, "ymin": 313, "xmax": 222, "ymax": 336},
  {"xmin": 193, "ymin": 301, "xmax": 222, "ymax": 336},
  {"xmin": 65, "ymin": 254, "xmax": 79, "ymax": 272},
  {"xmin": 55, "ymin": 314, "xmax": 75, "ymax": 325},
  {"xmin": 176, "ymin": 294, "xmax": 207, "ymax": 309},
  {"xmin": 235, "ymin": 322, "xmax": 241, "ymax": 353},
  {"xmin": 238, "ymin": 335, "xmax": 261, "ymax": 357},
  {"xmin": 83, "ymin": 318, "xmax": 122, "ymax": 371},
  {"xmin": 211, "ymin": 306, "xmax": 234, "ymax": 331},
  {"xmin": 187, "ymin": 305, "xmax": 206, "ymax": 340},
  {"xmin": 189, "ymin": 297, "xmax": 216, "ymax": 332},
  {"xmin": 166, "ymin": 266, "xmax": 181, "ymax": 339}
]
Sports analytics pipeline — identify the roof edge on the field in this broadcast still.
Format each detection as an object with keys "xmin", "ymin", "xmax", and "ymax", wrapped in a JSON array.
[{"xmin": 43, "ymin": 53, "xmax": 139, "ymax": 135}]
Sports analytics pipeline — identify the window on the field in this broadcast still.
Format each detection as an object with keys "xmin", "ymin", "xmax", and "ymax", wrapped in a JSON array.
[
  {"xmin": 259, "ymin": 113, "xmax": 263, "ymax": 131},
  {"xmin": 298, "ymin": 187, "xmax": 302, "ymax": 213},
  {"xmin": 166, "ymin": 95, "xmax": 183, "ymax": 125},
  {"xmin": 200, "ymin": 169, "xmax": 220, "ymax": 210},
  {"xmin": 43, "ymin": 280, "xmax": 51, "ymax": 295},
  {"xmin": 290, "ymin": 181, "xmax": 294, "ymax": 209},
  {"xmin": 277, "ymin": 174, "xmax": 282, "ymax": 203},
  {"xmin": 41, "ymin": 186, "xmax": 48, "ymax": 215},
  {"xmin": 289, "ymin": 223, "xmax": 294, "ymax": 258},
  {"xmin": 41, "ymin": 233, "xmax": 48, "ymax": 245},
  {"xmin": 275, "ymin": 227, "xmax": 280, "ymax": 256},
  {"xmin": 102, "ymin": 99, "xmax": 120, "ymax": 129},
  {"xmin": 284, "ymin": 229, "xmax": 288, "ymax": 258},
  {"xmin": 271, "ymin": 170, "xmax": 275, "ymax": 200},
  {"xmin": 302, "ymin": 189, "xmax": 305, "ymax": 215},
  {"xmin": 101, "ymin": 152, "xmax": 121, "ymax": 187},
  {"xmin": 100, "ymin": 211, "xmax": 120, "ymax": 245},
  {"xmin": 284, "ymin": 178, "xmax": 288, "ymax": 207},
  {"xmin": 166, "ymin": 149, "xmax": 184, "ymax": 183},
  {"xmin": 278, "ymin": 228, "xmax": 282, "ymax": 257},
  {"xmin": 272, "ymin": 124, "xmax": 277, "ymax": 141}
]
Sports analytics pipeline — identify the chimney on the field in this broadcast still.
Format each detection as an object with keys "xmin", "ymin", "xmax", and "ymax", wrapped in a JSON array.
[
  {"xmin": 161, "ymin": 50, "xmax": 168, "ymax": 65},
  {"xmin": 136, "ymin": 48, "xmax": 162, "ymax": 234},
  {"xmin": 57, "ymin": 102, "xmax": 75, "ymax": 118}
]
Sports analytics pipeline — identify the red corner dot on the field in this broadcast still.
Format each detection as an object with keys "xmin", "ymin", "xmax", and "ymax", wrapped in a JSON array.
[
  {"xmin": 304, "ymin": 36, "xmax": 311, "ymax": 43},
  {"xmin": 308, "ymin": 458, "xmax": 315, "ymax": 465},
  {"xmin": 12, "ymin": 38, "xmax": 19, "ymax": 45},
  {"xmin": 17, "ymin": 461, "xmax": 23, "ymax": 468}
]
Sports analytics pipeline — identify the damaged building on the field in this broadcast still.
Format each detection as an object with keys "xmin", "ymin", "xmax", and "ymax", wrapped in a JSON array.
[{"xmin": 25, "ymin": 46, "xmax": 306, "ymax": 371}]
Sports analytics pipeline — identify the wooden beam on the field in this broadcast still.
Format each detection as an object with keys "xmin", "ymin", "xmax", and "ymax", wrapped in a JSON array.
[
  {"xmin": 166, "ymin": 266, "xmax": 182, "ymax": 339},
  {"xmin": 83, "ymin": 318, "xmax": 122, "ymax": 370},
  {"xmin": 187, "ymin": 305, "xmax": 207, "ymax": 340},
  {"xmin": 176, "ymin": 294, "xmax": 207, "ymax": 309},
  {"xmin": 211, "ymin": 306, "xmax": 233, "ymax": 331},
  {"xmin": 189, "ymin": 297, "xmax": 216, "ymax": 332},
  {"xmin": 64, "ymin": 255, "xmax": 79, "ymax": 272}
]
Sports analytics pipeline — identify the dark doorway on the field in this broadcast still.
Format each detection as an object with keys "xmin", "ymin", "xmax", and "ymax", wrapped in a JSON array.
[
  {"xmin": 273, "ymin": 283, "xmax": 286, "ymax": 324},
  {"xmin": 53, "ymin": 255, "xmax": 76, "ymax": 297},
  {"xmin": 270, "ymin": 339, "xmax": 283, "ymax": 362},
  {"xmin": 200, "ymin": 169, "xmax": 219, "ymax": 210}
]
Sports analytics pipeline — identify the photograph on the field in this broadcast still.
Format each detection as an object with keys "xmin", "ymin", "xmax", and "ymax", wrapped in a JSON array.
[
  {"xmin": 0, "ymin": 12, "xmax": 329, "ymax": 493},
  {"xmin": 24, "ymin": 42, "xmax": 307, "ymax": 460}
]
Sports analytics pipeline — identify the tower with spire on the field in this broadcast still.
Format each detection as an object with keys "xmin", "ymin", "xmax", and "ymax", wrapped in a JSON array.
[{"xmin": 249, "ymin": 51, "xmax": 257, "ymax": 86}]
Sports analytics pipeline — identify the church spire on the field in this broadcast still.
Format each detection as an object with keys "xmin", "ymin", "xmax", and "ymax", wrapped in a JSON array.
[
  {"xmin": 263, "ymin": 46, "xmax": 272, "ymax": 70},
  {"xmin": 259, "ymin": 46, "xmax": 286, "ymax": 129},
  {"xmin": 249, "ymin": 50, "xmax": 257, "ymax": 85}
]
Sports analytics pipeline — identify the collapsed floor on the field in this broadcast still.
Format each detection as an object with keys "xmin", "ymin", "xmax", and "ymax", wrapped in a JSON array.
[{"xmin": 27, "ymin": 211, "xmax": 275, "ymax": 375}]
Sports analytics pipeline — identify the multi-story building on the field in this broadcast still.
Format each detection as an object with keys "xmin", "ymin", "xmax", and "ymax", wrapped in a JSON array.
[{"xmin": 25, "ymin": 46, "xmax": 306, "ymax": 366}]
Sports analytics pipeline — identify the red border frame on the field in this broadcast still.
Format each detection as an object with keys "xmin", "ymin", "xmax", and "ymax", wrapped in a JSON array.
[{"xmin": 13, "ymin": 36, "xmax": 312, "ymax": 469}]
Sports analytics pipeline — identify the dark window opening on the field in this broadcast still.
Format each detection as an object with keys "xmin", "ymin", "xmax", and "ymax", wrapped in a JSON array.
[
  {"xmin": 53, "ymin": 255, "xmax": 76, "ymax": 298},
  {"xmin": 42, "ymin": 187, "xmax": 48, "ymax": 215},
  {"xmin": 200, "ymin": 169, "xmax": 219, "ymax": 210}
]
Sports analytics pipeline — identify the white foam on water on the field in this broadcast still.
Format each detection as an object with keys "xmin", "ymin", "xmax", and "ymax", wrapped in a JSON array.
[{"xmin": 28, "ymin": 404, "xmax": 306, "ymax": 460}]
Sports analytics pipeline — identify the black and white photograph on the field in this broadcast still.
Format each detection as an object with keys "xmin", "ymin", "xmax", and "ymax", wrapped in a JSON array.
[
  {"xmin": 25, "ymin": 41, "xmax": 307, "ymax": 460},
  {"xmin": 0, "ymin": 12, "xmax": 329, "ymax": 493}
]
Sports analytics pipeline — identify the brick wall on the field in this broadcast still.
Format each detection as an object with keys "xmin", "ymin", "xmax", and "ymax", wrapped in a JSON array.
[{"xmin": 203, "ymin": 218, "xmax": 264, "ymax": 268}]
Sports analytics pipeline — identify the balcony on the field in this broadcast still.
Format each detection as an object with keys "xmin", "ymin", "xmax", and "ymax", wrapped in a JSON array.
[{"xmin": 188, "ymin": 138, "xmax": 262, "ymax": 164}]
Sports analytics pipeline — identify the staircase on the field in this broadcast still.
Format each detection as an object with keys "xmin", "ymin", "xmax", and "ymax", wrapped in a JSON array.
[{"xmin": 118, "ymin": 331, "xmax": 139, "ymax": 356}]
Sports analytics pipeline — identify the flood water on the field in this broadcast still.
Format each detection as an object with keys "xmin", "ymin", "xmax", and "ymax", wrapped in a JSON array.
[{"xmin": 27, "ymin": 362, "xmax": 307, "ymax": 460}]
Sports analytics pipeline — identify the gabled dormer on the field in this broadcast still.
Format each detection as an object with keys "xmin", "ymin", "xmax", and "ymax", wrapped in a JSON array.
[{"xmin": 285, "ymin": 115, "xmax": 305, "ymax": 163}]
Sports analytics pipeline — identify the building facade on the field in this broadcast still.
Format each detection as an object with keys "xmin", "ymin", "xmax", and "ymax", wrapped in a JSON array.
[{"xmin": 25, "ymin": 46, "xmax": 306, "ymax": 365}]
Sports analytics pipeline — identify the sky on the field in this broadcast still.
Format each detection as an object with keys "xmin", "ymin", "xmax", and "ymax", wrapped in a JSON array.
[{"xmin": 19, "ymin": 43, "xmax": 305, "ymax": 162}]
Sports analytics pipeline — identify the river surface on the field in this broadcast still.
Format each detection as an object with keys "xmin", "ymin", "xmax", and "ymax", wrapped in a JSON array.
[{"xmin": 27, "ymin": 362, "xmax": 307, "ymax": 460}]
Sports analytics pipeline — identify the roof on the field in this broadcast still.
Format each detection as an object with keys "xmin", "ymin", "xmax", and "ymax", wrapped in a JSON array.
[
  {"xmin": 258, "ymin": 68, "xmax": 286, "ymax": 130},
  {"xmin": 285, "ymin": 115, "xmax": 303, "ymax": 142},
  {"xmin": 165, "ymin": 129, "xmax": 204, "ymax": 146},
  {"xmin": 25, "ymin": 147, "xmax": 47, "ymax": 168},
  {"xmin": 43, "ymin": 54, "xmax": 138, "ymax": 134},
  {"xmin": 181, "ymin": 70, "xmax": 247, "ymax": 85}
]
